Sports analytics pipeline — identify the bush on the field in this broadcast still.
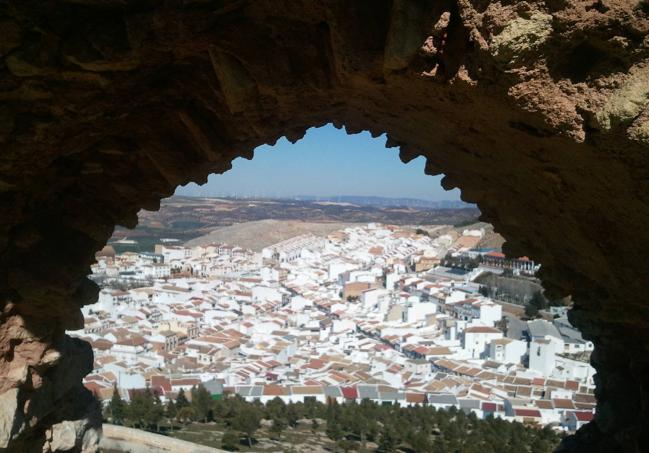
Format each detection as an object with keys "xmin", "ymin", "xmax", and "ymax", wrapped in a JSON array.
[
  {"xmin": 221, "ymin": 430, "xmax": 239, "ymax": 451},
  {"xmin": 525, "ymin": 302, "xmax": 540, "ymax": 319}
]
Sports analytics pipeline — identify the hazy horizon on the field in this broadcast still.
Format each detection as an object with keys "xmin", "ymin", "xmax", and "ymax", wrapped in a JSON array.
[
  {"xmin": 176, "ymin": 124, "xmax": 462, "ymax": 202},
  {"xmin": 173, "ymin": 193, "xmax": 467, "ymax": 204}
]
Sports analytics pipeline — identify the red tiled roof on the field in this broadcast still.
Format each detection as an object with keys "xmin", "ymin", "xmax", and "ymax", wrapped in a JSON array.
[
  {"xmin": 306, "ymin": 359, "xmax": 326, "ymax": 369},
  {"xmin": 553, "ymin": 398, "xmax": 576, "ymax": 410},
  {"xmin": 514, "ymin": 408, "xmax": 542, "ymax": 418},
  {"xmin": 263, "ymin": 385, "xmax": 288, "ymax": 396},
  {"xmin": 341, "ymin": 386, "xmax": 358, "ymax": 399},
  {"xmin": 565, "ymin": 380, "xmax": 580, "ymax": 391},
  {"xmin": 464, "ymin": 326, "xmax": 501, "ymax": 334},
  {"xmin": 406, "ymin": 393, "xmax": 426, "ymax": 404},
  {"xmin": 573, "ymin": 411, "xmax": 594, "ymax": 422},
  {"xmin": 535, "ymin": 400, "xmax": 554, "ymax": 410},
  {"xmin": 482, "ymin": 402, "xmax": 498, "ymax": 412},
  {"xmin": 151, "ymin": 375, "xmax": 172, "ymax": 392},
  {"xmin": 574, "ymin": 393, "xmax": 596, "ymax": 404},
  {"xmin": 171, "ymin": 378, "xmax": 201, "ymax": 386}
]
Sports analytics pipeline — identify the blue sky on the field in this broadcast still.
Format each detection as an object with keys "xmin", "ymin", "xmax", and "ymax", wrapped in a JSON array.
[{"xmin": 176, "ymin": 124, "xmax": 461, "ymax": 201}]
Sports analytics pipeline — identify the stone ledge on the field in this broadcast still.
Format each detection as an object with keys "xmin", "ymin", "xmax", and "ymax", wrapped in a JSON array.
[{"xmin": 99, "ymin": 424, "xmax": 227, "ymax": 453}]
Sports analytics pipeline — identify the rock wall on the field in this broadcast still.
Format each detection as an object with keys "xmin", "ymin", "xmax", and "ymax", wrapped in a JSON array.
[
  {"xmin": 100, "ymin": 424, "xmax": 226, "ymax": 453},
  {"xmin": 0, "ymin": 1, "xmax": 648, "ymax": 451}
]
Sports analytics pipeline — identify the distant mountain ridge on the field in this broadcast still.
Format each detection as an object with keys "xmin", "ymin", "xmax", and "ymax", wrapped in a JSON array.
[
  {"xmin": 292, "ymin": 195, "xmax": 472, "ymax": 209},
  {"xmin": 177, "ymin": 194, "xmax": 472, "ymax": 209},
  {"xmin": 112, "ymin": 195, "xmax": 479, "ymax": 253}
]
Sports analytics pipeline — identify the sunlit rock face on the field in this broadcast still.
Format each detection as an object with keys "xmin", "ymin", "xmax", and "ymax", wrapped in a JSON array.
[{"xmin": 0, "ymin": 1, "xmax": 648, "ymax": 451}]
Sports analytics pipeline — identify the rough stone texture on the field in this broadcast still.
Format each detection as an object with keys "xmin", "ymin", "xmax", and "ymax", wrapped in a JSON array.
[
  {"xmin": 0, "ymin": 306, "xmax": 98, "ymax": 451},
  {"xmin": 0, "ymin": 0, "xmax": 648, "ymax": 452},
  {"xmin": 100, "ymin": 424, "xmax": 225, "ymax": 453}
]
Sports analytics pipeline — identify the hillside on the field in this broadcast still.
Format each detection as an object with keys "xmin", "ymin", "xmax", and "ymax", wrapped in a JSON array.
[
  {"xmin": 185, "ymin": 219, "xmax": 353, "ymax": 251},
  {"xmin": 454, "ymin": 221, "xmax": 505, "ymax": 250},
  {"xmin": 109, "ymin": 196, "xmax": 480, "ymax": 252}
]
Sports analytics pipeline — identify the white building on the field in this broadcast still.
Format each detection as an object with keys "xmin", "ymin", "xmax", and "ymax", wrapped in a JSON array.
[
  {"xmin": 360, "ymin": 288, "xmax": 390, "ymax": 311},
  {"xmin": 529, "ymin": 339, "xmax": 559, "ymax": 376},
  {"xmin": 142, "ymin": 263, "xmax": 171, "ymax": 279},
  {"xmin": 405, "ymin": 301, "xmax": 437, "ymax": 323},
  {"xmin": 554, "ymin": 355, "xmax": 596, "ymax": 385},
  {"xmin": 463, "ymin": 326, "xmax": 503, "ymax": 359},
  {"xmin": 453, "ymin": 298, "xmax": 502, "ymax": 326},
  {"xmin": 157, "ymin": 245, "xmax": 191, "ymax": 262},
  {"xmin": 262, "ymin": 234, "xmax": 325, "ymax": 263},
  {"xmin": 489, "ymin": 338, "xmax": 527, "ymax": 364}
]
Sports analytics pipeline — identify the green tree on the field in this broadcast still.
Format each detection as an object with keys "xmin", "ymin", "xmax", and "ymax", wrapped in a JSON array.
[
  {"xmin": 191, "ymin": 384, "xmax": 212, "ymax": 423},
  {"xmin": 231, "ymin": 405, "xmax": 260, "ymax": 447},
  {"xmin": 285, "ymin": 403, "xmax": 301, "ymax": 427},
  {"xmin": 347, "ymin": 405, "xmax": 369, "ymax": 447},
  {"xmin": 303, "ymin": 397, "xmax": 321, "ymax": 419},
  {"xmin": 337, "ymin": 438, "xmax": 357, "ymax": 452},
  {"xmin": 525, "ymin": 302, "xmax": 540, "ymax": 319},
  {"xmin": 326, "ymin": 420, "xmax": 344, "ymax": 451},
  {"xmin": 176, "ymin": 388, "xmax": 189, "ymax": 409},
  {"xmin": 531, "ymin": 291, "xmax": 548, "ymax": 310},
  {"xmin": 266, "ymin": 396, "xmax": 286, "ymax": 420},
  {"xmin": 126, "ymin": 388, "xmax": 154, "ymax": 428},
  {"xmin": 177, "ymin": 406, "xmax": 195, "ymax": 425},
  {"xmin": 107, "ymin": 386, "xmax": 126, "ymax": 425},
  {"xmin": 432, "ymin": 436, "xmax": 447, "ymax": 453},
  {"xmin": 269, "ymin": 416, "xmax": 287, "ymax": 440},
  {"xmin": 378, "ymin": 425, "xmax": 398, "ymax": 453},
  {"xmin": 165, "ymin": 400, "xmax": 177, "ymax": 432},
  {"xmin": 221, "ymin": 430, "xmax": 239, "ymax": 451},
  {"xmin": 143, "ymin": 392, "xmax": 164, "ymax": 432},
  {"xmin": 409, "ymin": 430, "xmax": 432, "ymax": 452},
  {"xmin": 531, "ymin": 437, "xmax": 552, "ymax": 453}
]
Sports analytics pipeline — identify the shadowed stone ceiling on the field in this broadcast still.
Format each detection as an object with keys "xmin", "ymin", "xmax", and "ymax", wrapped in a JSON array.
[{"xmin": 0, "ymin": 0, "xmax": 648, "ymax": 451}]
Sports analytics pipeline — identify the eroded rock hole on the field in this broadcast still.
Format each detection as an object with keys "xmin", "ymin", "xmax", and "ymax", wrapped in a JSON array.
[
  {"xmin": 552, "ymin": 41, "xmax": 627, "ymax": 83},
  {"xmin": 83, "ymin": 126, "xmax": 592, "ymax": 452}
]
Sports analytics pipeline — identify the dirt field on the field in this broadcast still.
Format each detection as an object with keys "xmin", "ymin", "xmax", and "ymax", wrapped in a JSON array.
[
  {"xmin": 184, "ymin": 219, "xmax": 355, "ymax": 251},
  {"xmin": 168, "ymin": 421, "xmax": 347, "ymax": 453}
]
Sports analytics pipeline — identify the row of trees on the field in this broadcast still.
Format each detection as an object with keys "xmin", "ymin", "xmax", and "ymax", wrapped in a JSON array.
[
  {"xmin": 441, "ymin": 253, "xmax": 481, "ymax": 270},
  {"xmin": 105, "ymin": 385, "xmax": 212, "ymax": 431},
  {"xmin": 322, "ymin": 399, "xmax": 560, "ymax": 453},
  {"xmin": 105, "ymin": 384, "xmax": 562, "ymax": 452}
]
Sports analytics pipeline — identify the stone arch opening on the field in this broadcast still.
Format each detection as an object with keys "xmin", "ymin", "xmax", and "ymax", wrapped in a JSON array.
[
  {"xmin": 1, "ymin": 1, "xmax": 649, "ymax": 452},
  {"xmin": 91, "ymin": 123, "xmax": 577, "ymax": 449},
  {"xmin": 95, "ymin": 122, "xmax": 584, "ymax": 450}
]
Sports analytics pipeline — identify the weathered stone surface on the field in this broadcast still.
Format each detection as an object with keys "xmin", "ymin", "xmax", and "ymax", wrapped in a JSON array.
[
  {"xmin": 595, "ymin": 63, "xmax": 649, "ymax": 131},
  {"xmin": 49, "ymin": 422, "xmax": 80, "ymax": 452},
  {"xmin": 100, "ymin": 424, "xmax": 223, "ymax": 453},
  {"xmin": 0, "ymin": 389, "xmax": 20, "ymax": 448},
  {"xmin": 0, "ymin": 306, "xmax": 95, "ymax": 451},
  {"xmin": 491, "ymin": 11, "xmax": 553, "ymax": 65},
  {"xmin": 0, "ymin": 1, "xmax": 648, "ymax": 452},
  {"xmin": 40, "ymin": 382, "xmax": 101, "ymax": 453}
]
